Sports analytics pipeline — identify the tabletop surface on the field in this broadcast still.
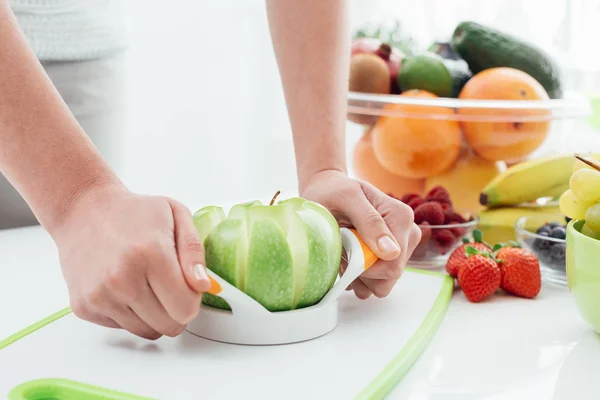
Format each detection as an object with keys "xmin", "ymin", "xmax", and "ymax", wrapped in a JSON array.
[{"xmin": 1, "ymin": 225, "xmax": 599, "ymax": 399}]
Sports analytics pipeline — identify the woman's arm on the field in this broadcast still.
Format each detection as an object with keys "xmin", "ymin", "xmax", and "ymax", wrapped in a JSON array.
[
  {"xmin": 265, "ymin": 0, "xmax": 349, "ymax": 191},
  {"xmin": 266, "ymin": 0, "xmax": 421, "ymax": 299},
  {"xmin": 0, "ymin": 2, "xmax": 210, "ymax": 339},
  {"xmin": 0, "ymin": 2, "xmax": 121, "ymax": 234}
]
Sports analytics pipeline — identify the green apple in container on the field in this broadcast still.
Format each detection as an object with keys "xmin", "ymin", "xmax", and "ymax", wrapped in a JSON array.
[{"xmin": 193, "ymin": 192, "xmax": 343, "ymax": 312}]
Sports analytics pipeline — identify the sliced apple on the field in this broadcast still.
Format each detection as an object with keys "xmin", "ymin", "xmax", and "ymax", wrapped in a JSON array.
[{"xmin": 193, "ymin": 206, "xmax": 226, "ymax": 242}]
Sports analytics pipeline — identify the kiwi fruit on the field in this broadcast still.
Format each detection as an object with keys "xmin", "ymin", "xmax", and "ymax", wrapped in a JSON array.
[{"xmin": 348, "ymin": 53, "xmax": 390, "ymax": 126}]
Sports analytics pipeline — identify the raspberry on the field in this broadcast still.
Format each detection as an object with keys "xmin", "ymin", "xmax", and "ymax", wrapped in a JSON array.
[
  {"xmin": 414, "ymin": 202, "xmax": 444, "ymax": 225},
  {"xmin": 440, "ymin": 202, "xmax": 453, "ymax": 212},
  {"xmin": 426, "ymin": 186, "xmax": 452, "ymax": 205},
  {"xmin": 400, "ymin": 193, "xmax": 420, "ymax": 204},
  {"xmin": 433, "ymin": 229, "xmax": 455, "ymax": 246},
  {"xmin": 407, "ymin": 196, "xmax": 425, "ymax": 210},
  {"xmin": 444, "ymin": 209, "xmax": 467, "ymax": 224}
]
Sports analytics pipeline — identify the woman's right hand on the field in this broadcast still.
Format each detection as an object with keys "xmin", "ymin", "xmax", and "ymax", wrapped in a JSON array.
[{"xmin": 50, "ymin": 184, "xmax": 212, "ymax": 340}]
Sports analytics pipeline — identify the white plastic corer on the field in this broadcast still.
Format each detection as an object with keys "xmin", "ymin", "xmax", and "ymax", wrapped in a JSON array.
[{"xmin": 186, "ymin": 228, "xmax": 377, "ymax": 345}]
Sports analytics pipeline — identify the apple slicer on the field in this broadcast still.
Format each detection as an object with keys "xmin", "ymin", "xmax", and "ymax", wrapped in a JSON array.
[{"xmin": 186, "ymin": 228, "xmax": 377, "ymax": 345}]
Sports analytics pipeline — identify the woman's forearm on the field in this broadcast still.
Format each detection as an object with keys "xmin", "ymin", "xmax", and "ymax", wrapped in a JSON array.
[
  {"xmin": 265, "ymin": 0, "xmax": 350, "ymax": 192},
  {"xmin": 0, "ymin": 3, "xmax": 122, "ymax": 233}
]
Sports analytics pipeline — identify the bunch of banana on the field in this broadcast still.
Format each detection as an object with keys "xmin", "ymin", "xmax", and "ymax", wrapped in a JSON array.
[
  {"xmin": 476, "ymin": 152, "xmax": 600, "ymax": 244},
  {"xmin": 480, "ymin": 152, "xmax": 600, "ymax": 207}
]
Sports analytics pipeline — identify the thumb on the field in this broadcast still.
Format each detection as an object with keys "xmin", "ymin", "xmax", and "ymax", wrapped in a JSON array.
[
  {"xmin": 344, "ymin": 194, "xmax": 401, "ymax": 261},
  {"xmin": 169, "ymin": 199, "xmax": 212, "ymax": 293}
]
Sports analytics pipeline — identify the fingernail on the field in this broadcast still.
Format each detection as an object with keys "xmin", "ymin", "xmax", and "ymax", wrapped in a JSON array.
[
  {"xmin": 377, "ymin": 236, "xmax": 400, "ymax": 254},
  {"xmin": 193, "ymin": 264, "xmax": 209, "ymax": 282}
]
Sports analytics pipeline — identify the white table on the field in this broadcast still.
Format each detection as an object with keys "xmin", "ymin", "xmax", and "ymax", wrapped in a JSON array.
[{"xmin": 2, "ymin": 225, "xmax": 599, "ymax": 399}]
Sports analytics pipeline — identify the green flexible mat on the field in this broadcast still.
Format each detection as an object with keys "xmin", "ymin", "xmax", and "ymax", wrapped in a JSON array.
[{"xmin": 2, "ymin": 267, "xmax": 453, "ymax": 400}]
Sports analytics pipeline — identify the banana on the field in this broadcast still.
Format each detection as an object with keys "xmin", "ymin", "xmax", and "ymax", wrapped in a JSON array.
[
  {"xmin": 480, "ymin": 152, "xmax": 600, "ymax": 207},
  {"xmin": 478, "ymin": 205, "xmax": 564, "ymax": 245}
]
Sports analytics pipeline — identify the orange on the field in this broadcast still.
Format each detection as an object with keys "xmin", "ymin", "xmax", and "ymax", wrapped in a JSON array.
[
  {"xmin": 371, "ymin": 90, "xmax": 462, "ymax": 179},
  {"xmin": 353, "ymin": 128, "xmax": 425, "ymax": 198},
  {"xmin": 457, "ymin": 67, "xmax": 551, "ymax": 163}
]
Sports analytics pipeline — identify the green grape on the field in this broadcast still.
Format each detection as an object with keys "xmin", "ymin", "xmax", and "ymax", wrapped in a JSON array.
[
  {"xmin": 585, "ymin": 203, "xmax": 600, "ymax": 232},
  {"xmin": 581, "ymin": 223, "xmax": 600, "ymax": 240},
  {"xmin": 560, "ymin": 190, "xmax": 591, "ymax": 220},
  {"xmin": 573, "ymin": 159, "xmax": 595, "ymax": 174},
  {"xmin": 570, "ymin": 168, "xmax": 600, "ymax": 203}
]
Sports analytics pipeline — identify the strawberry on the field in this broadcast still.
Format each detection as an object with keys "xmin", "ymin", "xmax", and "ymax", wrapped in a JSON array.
[
  {"xmin": 414, "ymin": 202, "xmax": 444, "ymax": 225},
  {"xmin": 496, "ymin": 245, "xmax": 541, "ymax": 299},
  {"xmin": 426, "ymin": 186, "xmax": 452, "ymax": 205},
  {"xmin": 445, "ymin": 229, "xmax": 490, "ymax": 277},
  {"xmin": 407, "ymin": 196, "xmax": 425, "ymax": 210},
  {"xmin": 458, "ymin": 246, "xmax": 501, "ymax": 303}
]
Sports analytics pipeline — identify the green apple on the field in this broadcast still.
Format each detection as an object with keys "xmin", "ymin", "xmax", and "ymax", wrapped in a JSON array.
[{"xmin": 193, "ymin": 195, "xmax": 342, "ymax": 312}]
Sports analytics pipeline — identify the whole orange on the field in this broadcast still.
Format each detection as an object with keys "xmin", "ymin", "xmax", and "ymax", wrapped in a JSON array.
[
  {"xmin": 371, "ymin": 90, "xmax": 462, "ymax": 179},
  {"xmin": 353, "ymin": 128, "xmax": 425, "ymax": 198},
  {"xmin": 457, "ymin": 67, "xmax": 551, "ymax": 163}
]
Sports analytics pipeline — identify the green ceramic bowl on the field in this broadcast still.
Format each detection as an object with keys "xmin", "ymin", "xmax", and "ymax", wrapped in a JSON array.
[{"xmin": 566, "ymin": 219, "xmax": 600, "ymax": 333}]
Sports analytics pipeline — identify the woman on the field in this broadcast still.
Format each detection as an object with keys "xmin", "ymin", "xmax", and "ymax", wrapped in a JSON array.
[{"xmin": 0, "ymin": 0, "xmax": 421, "ymax": 340}]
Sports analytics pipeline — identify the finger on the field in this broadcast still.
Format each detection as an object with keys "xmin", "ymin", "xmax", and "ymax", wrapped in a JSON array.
[
  {"xmin": 351, "ymin": 279, "xmax": 373, "ymax": 300},
  {"xmin": 146, "ymin": 245, "xmax": 203, "ymax": 325},
  {"xmin": 169, "ymin": 199, "xmax": 212, "ymax": 293},
  {"xmin": 359, "ymin": 259, "xmax": 404, "ymax": 280},
  {"xmin": 342, "ymin": 187, "xmax": 401, "ymax": 261},
  {"xmin": 70, "ymin": 298, "xmax": 121, "ymax": 329},
  {"xmin": 108, "ymin": 305, "xmax": 163, "ymax": 341},
  {"xmin": 129, "ymin": 280, "xmax": 186, "ymax": 337},
  {"xmin": 360, "ymin": 275, "xmax": 401, "ymax": 298}
]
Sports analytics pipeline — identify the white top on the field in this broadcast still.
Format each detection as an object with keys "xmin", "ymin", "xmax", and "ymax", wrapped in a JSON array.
[{"xmin": 9, "ymin": 0, "xmax": 127, "ymax": 60}]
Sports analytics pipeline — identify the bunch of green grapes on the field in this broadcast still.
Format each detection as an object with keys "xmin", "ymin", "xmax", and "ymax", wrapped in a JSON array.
[{"xmin": 560, "ymin": 159, "xmax": 600, "ymax": 237}]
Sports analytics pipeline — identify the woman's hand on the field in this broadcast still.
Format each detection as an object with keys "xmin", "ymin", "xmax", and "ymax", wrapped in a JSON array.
[
  {"xmin": 51, "ymin": 184, "xmax": 211, "ymax": 340},
  {"xmin": 302, "ymin": 170, "xmax": 421, "ymax": 299}
]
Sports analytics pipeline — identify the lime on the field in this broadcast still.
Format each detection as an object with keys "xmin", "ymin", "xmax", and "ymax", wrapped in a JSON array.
[{"xmin": 397, "ymin": 53, "xmax": 453, "ymax": 98}]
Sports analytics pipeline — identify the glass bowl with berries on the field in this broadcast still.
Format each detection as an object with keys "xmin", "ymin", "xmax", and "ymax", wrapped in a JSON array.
[
  {"xmin": 400, "ymin": 186, "xmax": 478, "ymax": 269},
  {"xmin": 515, "ymin": 215, "xmax": 567, "ymax": 286}
]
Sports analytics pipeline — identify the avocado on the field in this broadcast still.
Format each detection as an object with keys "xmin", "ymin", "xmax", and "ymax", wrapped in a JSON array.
[
  {"xmin": 451, "ymin": 21, "xmax": 563, "ymax": 99},
  {"xmin": 397, "ymin": 53, "xmax": 453, "ymax": 98},
  {"xmin": 442, "ymin": 59, "xmax": 472, "ymax": 98}
]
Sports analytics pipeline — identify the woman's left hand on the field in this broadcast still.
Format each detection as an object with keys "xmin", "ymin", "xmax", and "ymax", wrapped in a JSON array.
[{"xmin": 301, "ymin": 170, "xmax": 422, "ymax": 299}]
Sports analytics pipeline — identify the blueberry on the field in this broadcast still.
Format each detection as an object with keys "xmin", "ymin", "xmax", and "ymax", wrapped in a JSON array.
[
  {"xmin": 537, "ymin": 225, "xmax": 551, "ymax": 235},
  {"xmin": 540, "ymin": 248, "xmax": 553, "ymax": 262},
  {"xmin": 548, "ymin": 221, "xmax": 561, "ymax": 229},
  {"xmin": 534, "ymin": 232, "xmax": 551, "ymax": 250},
  {"xmin": 551, "ymin": 243, "xmax": 566, "ymax": 260},
  {"xmin": 550, "ymin": 227, "xmax": 566, "ymax": 240}
]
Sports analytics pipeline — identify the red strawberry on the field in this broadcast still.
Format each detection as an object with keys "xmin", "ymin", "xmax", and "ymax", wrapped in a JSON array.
[
  {"xmin": 426, "ymin": 186, "xmax": 452, "ymax": 205},
  {"xmin": 414, "ymin": 202, "xmax": 444, "ymax": 225},
  {"xmin": 496, "ymin": 246, "xmax": 541, "ymax": 299},
  {"xmin": 458, "ymin": 246, "xmax": 501, "ymax": 303},
  {"xmin": 445, "ymin": 229, "xmax": 490, "ymax": 277},
  {"xmin": 401, "ymin": 193, "xmax": 420, "ymax": 204},
  {"xmin": 407, "ymin": 196, "xmax": 425, "ymax": 210}
]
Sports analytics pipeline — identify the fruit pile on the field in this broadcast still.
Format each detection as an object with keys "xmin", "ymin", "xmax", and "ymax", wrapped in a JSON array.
[
  {"xmin": 560, "ymin": 155, "xmax": 600, "ymax": 239},
  {"xmin": 446, "ymin": 230, "xmax": 541, "ymax": 303},
  {"xmin": 349, "ymin": 20, "xmax": 561, "ymax": 214},
  {"xmin": 397, "ymin": 186, "xmax": 477, "ymax": 259}
]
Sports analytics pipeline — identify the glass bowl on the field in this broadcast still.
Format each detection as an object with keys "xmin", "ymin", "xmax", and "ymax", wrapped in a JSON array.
[
  {"xmin": 346, "ymin": 90, "xmax": 594, "ymax": 216},
  {"xmin": 409, "ymin": 218, "xmax": 478, "ymax": 269},
  {"xmin": 515, "ymin": 215, "xmax": 567, "ymax": 286}
]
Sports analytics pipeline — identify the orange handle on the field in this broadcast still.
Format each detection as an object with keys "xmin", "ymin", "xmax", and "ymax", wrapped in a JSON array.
[
  {"xmin": 349, "ymin": 228, "xmax": 378, "ymax": 270},
  {"xmin": 206, "ymin": 276, "xmax": 222, "ymax": 295}
]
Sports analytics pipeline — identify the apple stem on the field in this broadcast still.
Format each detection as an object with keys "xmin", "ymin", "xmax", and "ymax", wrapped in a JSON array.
[
  {"xmin": 377, "ymin": 43, "xmax": 392, "ymax": 61},
  {"xmin": 575, "ymin": 154, "xmax": 600, "ymax": 172},
  {"xmin": 269, "ymin": 190, "xmax": 281, "ymax": 206}
]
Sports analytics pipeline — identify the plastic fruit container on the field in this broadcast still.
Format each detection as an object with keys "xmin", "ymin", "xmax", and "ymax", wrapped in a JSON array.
[
  {"xmin": 347, "ymin": 90, "xmax": 593, "ymax": 216},
  {"xmin": 515, "ymin": 215, "xmax": 567, "ymax": 286},
  {"xmin": 410, "ymin": 218, "xmax": 478, "ymax": 269}
]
